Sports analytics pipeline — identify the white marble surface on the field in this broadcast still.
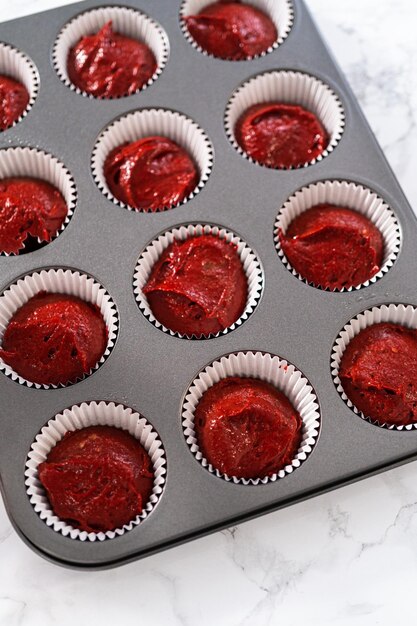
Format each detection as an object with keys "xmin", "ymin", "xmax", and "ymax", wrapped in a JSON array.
[{"xmin": 1, "ymin": 0, "xmax": 417, "ymax": 624}]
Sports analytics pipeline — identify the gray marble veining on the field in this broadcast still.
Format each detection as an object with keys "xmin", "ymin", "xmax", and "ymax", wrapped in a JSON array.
[{"xmin": 1, "ymin": 1, "xmax": 417, "ymax": 623}]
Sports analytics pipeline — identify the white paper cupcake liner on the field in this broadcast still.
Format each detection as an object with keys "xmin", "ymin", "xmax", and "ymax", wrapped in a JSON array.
[
  {"xmin": 25, "ymin": 401, "xmax": 167, "ymax": 541},
  {"xmin": 180, "ymin": 0, "xmax": 294, "ymax": 61},
  {"xmin": 331, "ymin": 304, "xmax": 417, "ymax": 430},
  {"xmin": 182, "ymin": 351, "xmax": 320, "ymax": 484},
  {"xmin": 274, "ymin": 180, "xmax": 401, "ymax": 291},
  {"xmin": 0, "ymin": 268, "xmax": 119, "ymax": 389},
  {"xmin": 0, "ymin": 42, "xmax": 39, "ymax": 130},
  {"xmin": 53, "ymin": 6, "xmax": 169, "ymax": 99},
  {"xmin": 91, "ymin": 108, "xmax": 214, "ymax": 212},
  {"xmin": 0, "ymin": 147, "xmax": 77, "ymax": 256},
  {"xmin": 225, "ymin": 70, "xmax": 345, "ymax": 169},
  {"xmin": 133, "ymin": 223, "xmax": 263, "ymax": 339}
]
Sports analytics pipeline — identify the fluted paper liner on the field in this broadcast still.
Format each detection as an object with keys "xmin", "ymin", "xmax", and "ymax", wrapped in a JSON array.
[
  {"xmin": 180, "ymin": 0, "xmax": 294, "ymax": 60},
  {"xmin": 0, "ymin": 268, "xmax": 118, "ymax": 388},
  {"xmin": 182, "ymin": 351, "xmax": 320, "ymax": 484},
  {"xmin": 274, "ymin": 180, "xmax": 401, "ymax": 291},
  {"xmin": 0, "ymin": 42, "xmax": 39, "ymax": 130},
  {"xmin": 332, "ymin": 304, "xmax": 417, "ymax": 430},
  {"xmin": 133, "ymin": 223, "xmax": 263, "ymax": 339},
  {"xmin": 225, "ymin": 70, "xmax": 345, "ymax": 168},
  {"xmin": 53, "ymin": 5, "xmax": 169, "ymax": 98},
  {"xmin": 0, "ymin": 147, "xmax": 77, "ymax": 256},
  {"xmin": 92, "ymin": 108, "xmax": 214, "ymax": 211},
  {"xmin": 25, "ymin": 401, "xmax": 167, "ymax": 541}
]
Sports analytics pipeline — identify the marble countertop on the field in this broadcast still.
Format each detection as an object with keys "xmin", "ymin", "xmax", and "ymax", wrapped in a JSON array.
[{"xmin": 1, "ymin": 1, "xmax": 417, "ymax": 624}]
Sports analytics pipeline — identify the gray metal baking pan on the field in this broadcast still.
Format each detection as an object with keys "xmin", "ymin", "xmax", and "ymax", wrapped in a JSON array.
[{"xmin": 1, "ymin": 0, "xmax": 417, "ymax": 570}]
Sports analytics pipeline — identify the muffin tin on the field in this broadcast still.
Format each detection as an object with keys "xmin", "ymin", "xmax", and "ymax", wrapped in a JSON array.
[{"xmin": 1, "ymin": 0, "xmax": 417, "ymax": 570}]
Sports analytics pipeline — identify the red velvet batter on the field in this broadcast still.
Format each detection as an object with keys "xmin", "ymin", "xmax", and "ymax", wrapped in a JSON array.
[
  {"xmin": 195, "ymin": 377, "xmax": 302, "ymax": 479},
  {"xmin": 104, "ymin": 136, "xmax": 199, "ymax": 211},
  {"xmin": 339, "ymin": 323, "xmax": 417, "ymax": 426},
  {"xmin": 0, "ymin": 292, "xmax": 107, "ymax": 385},
  {"xmin": 279, "ymin": 204, "xmax": 384, "ymax": 290},
  {"xmin": 143, "ymin": 234, "xmax": 247, "ymax": 336},
  {"xmin": 0, "ymin": 177, "xmax": 68, "ymax": 255},
  {"xmin": 38, "ymin": 426, "xmax": 154, "ymax": 533},
  {"xmin": 184, "ymin": 1, "xmax": 277, "ymax": 60},
  {"xmin": 0, "ymin": 74, "xmax": 29, "ymax": 130},
  {"xmin": 235, "ymin": 102, "xmax": 329, "ymax": 168},
  {"xmin": 67, "ymin": 21, "xmax": 157, "ymax": 98}
]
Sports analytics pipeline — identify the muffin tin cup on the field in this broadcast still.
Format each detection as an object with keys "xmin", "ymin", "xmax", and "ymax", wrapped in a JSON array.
[
  {"xmin": 2, "ymin": 0, "xmax": 417, "ymax": 570},
  {"xmin": 53, "ymin": 5, "xmax": 169, "ymax": 99},
  {"xmin": 331, "ymin": 304, "xmax": 417, "ymax": 430},
  {"xmin": 91, "ymin": 108, "xmax": 214, "ymax": 212},
  {"xmin": 0, "ymin": 42, "xmax": 39, "ymax": 130},
  {"xmin": 225, "ymin": 70, "xmax": 345, "ymax": 169},
  {"xmin": 182, "ymin": 350, "xmax": 321, "ymax": 484},
  {"xmin": 274, "ymin": 180, "xmax": 401, "ymax": 291},
  {"xmin": 0, "ymin": 268, "xmax": 118, "ymax": 389},
  {"xmin": 180, "ymin": 0, "xmax": 294, "ymax": 61},
  {"xmin": 0, "ymin": 147, "xmax": 77, "ymax": 256},
  {"xmin": 133, "ymin": 223, "xmax": 264, "ymax": 339},
  {"xmin": 25, "ymin": 401, "xmax": 167, "ymax": 542}
]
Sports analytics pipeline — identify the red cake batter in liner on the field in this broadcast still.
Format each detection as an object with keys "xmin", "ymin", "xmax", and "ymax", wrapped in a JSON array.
[
  {"xmin": 104, "ymin": 136, "xmax": 199, "ymax": 211},
  {"xmin": 194, "ymin": 377, "xmax": 303, "ymax": 479},
  {"xmin": 67, "ymin": 21, "xmax": 157, "ymax": 98},
  {"xmin": 184, "ymin": 1, "xmax": 277, "ymax": 60},
  {"xmin": 38, "ymin": 426, "xmax": 154, "ymax": 533},
  {"xmin": 235, "ymin": 102, "xmax": 329, "ymax": 168},
  {"xmin": 0, "ymin": 292, "xmax": 107, "ymax": 385},
  {"xmin": 279, "ymin": 204, "xmax": 384, "ymax": 290},
  {"xmin": 0, "ymin": 177, "xmax": 68, "ymax": 255},
  {"xmin": 143, "ymin": 234, "xmax": 248, "ymax": 336},
  {"xmin": 339, "ymin": 322, "xmax": 417, "ymax": 426},
  {"xmin": 0, "ymin": 74, "xmax": 29, "ymax": 130}
]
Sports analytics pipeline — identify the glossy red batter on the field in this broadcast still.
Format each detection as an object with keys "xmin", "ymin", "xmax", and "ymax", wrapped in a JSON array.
[
  {"xmin": 235, "ymin": 102, "xmax": 329, "ymax": 168},
  {"xmin": 0, "ymin": 292, "xmax": 107, "ymax": 385},
  {"xmin": 38, "ymin": 426, "xmax": 154, "ymax": 533},
  {"xmin": 279, "ymin": 204, "xmax": 384, "ymax": 290},
  {"xmin": 339, "ymin": 323, "xmax": 417, "ymax": 426},
  {"xmin": 184, "ymin": 1, "xmax": 277, "ymax": 60},
  {"xmin": 143, "ymin": 234, "xmax": 247, "ymax": 336},
  {"xmin": 195, "ymin": 377, "xmax": 302, "ymax": 479},
  {"xmin": 0, "ymin": 74, "xmax": 29, "ymax": 130},
  {"xmin": 67, "ymin": 21, "xmax": 157, "ymax": 98},
  {"xmin": 0, "ymin": 177, "xmax": 68, "ymax": 255},
  {"xmin": 104, "ymin": 136, "xmax": 199, "ymax": 211}
]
